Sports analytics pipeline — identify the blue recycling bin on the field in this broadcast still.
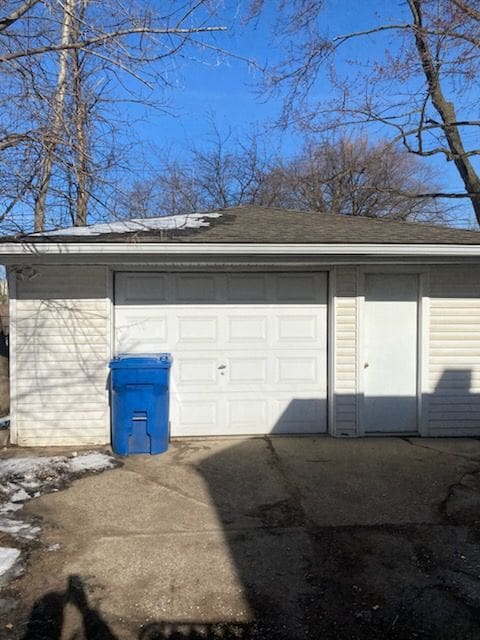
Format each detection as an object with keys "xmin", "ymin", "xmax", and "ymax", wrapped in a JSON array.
[{"xmin": 109, "ymin": 354, "xmax": 172, "ymax": 455}]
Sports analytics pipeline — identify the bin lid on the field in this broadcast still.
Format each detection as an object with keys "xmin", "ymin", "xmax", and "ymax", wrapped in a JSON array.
[{"xmin": 109, "ymin": 353, "xmax": 172, "ymax": 369}]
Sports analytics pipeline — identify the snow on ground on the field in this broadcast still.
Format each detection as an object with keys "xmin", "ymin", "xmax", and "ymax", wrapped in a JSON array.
[
  {"xmin": 68, "ymin": 452, "xmax": 117, "ymax": 473},
  {"xmin": 0, "ymin": 451, "xmax": 117, "ymax": 584},
  {"xmin": 0, "ymin": 517, "xmax": 40, "ymax": 540},
  {"xmin": 36, "ymin": 212, "xmax": 223, "ymax": 237},
  {"xmin": 0, "ymin": 548, "xmax": 21, "ymax": 587}
]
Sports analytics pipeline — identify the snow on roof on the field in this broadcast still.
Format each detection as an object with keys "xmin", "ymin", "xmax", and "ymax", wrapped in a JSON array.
[{"xmin": 37, "ymin": 212, "xmax": 223, "ymax": 237}]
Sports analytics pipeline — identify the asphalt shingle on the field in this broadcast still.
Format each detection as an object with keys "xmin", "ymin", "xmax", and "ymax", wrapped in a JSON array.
[{"xmin": 14, "ymin": 206, "xmax": 480, "ymax": 244}]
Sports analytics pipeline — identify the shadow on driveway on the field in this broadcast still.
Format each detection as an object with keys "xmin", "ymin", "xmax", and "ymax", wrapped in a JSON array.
[{"xmin": 12, "ymin": 437, "xmax": 480, "ymax": 640}]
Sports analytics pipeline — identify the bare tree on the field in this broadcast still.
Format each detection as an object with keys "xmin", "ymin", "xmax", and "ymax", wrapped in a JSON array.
[
  {"xmin": 114, "ymin": 167, "xmax": 204, "ymax": 220},
  {"xmin": 261, "ymin": 137, "xmax": 446, "ymax": 222},
  {"xmin": 250, "ymin": 0, "xmax": 480, "ymax": 225},
  {"xmin": 115, "ymin": 129, "xmax": 273, "ymax": 218},
  {"xmin": 189, "ymin": 128, "xmax": 271, "ymax": 210},
  {"xmin": 34, "ymin": 0, "xmax": 75, "ymax": 232},
  {"xmin": 115, "ymin": 132, "xmax": 447, "ymax": 223},
  {"xmin": 0, "ymin": 0, "xmax": 232, "ymax": 232},
  {"xmin": 69, "ymin": 0, "xmax": 89, "ymax": 226}
]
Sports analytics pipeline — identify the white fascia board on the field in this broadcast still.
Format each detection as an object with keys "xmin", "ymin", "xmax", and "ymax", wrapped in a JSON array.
[{"xmin": 1, "ymin": 242, "xmax": 480, "ymax": 257}]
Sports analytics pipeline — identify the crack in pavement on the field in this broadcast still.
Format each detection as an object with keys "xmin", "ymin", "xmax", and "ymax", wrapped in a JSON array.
[
  {"xmin": 133, "ymin": 473, "xmax": 220, "ymax": 511},
  {"xmin": 402, "ymin": 437, "xmax": 480, "ymax": 463},
  {"xmin": 263, "ymin": 436, "xmax": 308, "ymax": 529}
]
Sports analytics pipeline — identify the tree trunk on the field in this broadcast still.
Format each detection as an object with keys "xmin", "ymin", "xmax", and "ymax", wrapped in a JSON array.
[
  {"xmin": 71, "ymin": 1, "xmax": 89, "ymax": 226},
  {"xmin": 408, "ymin": 0, "xmax": 480, "ymax": 225},
  {"xmin": 74, "ymin": 89, "xmax": 89, "ymax": 226},
  {"xmin": 34, "ymin": 0, "xmax": 75, "ymax": 232}
]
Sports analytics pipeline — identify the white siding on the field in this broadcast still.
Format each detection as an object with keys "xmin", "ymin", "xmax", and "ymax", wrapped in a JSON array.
[
  {"xmin": 333, "ymin": 266, "xmax": 358, "ymax": 436},
  {"xmin": 427, "ymin": 265, "xmax": 480, "ymax": 436},
  {"xmin": 10, "ymin": 260, "xmax": 480, "ymax": 445},
  {"xmin": 12, "ymin": 265, "xmax": 110, "ymax": 446}
]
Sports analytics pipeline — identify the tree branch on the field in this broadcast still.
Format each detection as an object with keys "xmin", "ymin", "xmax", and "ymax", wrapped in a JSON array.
[
  {"xmin": 450, "ymin": 0, "xmax": 480, "ymax": 23},
  {"xmin": 0, "ymin": 0, "xmax": 41, "ymax": 34},
  {"xmin": 332, "ymin": 21, "xmax": 480, "ymax": 50},
  {"xmin": 0, "ymin": 131, "xmax": 34, "ymax": 151},
  {"xmin": 368, "ymin": 187, "xmax": 480, "ymax": 200},
  {"xmin": 332, "ymin": 23, "xmax": 412, "ymax": 43},
  {"xmin": 0, "ymin": 26, "xmax": 228, "ymax": 64}
]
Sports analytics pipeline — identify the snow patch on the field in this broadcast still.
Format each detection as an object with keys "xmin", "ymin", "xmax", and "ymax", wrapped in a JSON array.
[
  {"xmin": 37, "ymin": 212, "xmax": 223, "ymax": 237},
  {"xmin": 0, "ymin": 452, "xmax": 116, "ymax": 587},
  {"xmin": 0, "ymin": 452, "xmax": 115, "ymax": 484},
  {"xmin": 0, "ymin": 548, "xmax": 21, "ymax": 586},
  {"xmin": 0, "ymin": 457, "xmax": 66, "ymax": 478},
  {"xmin": 10, "ymin": 488, "xmax": 30, "ymax": 503},
  {"xmin": 0, "ymin": 518, "xmax": 39, "ymax": 540},
  {"xmin": 68, "ymin": 452, "xmax": 116, "ymax": 474},
  {"xmin": 0, "ymin": 503, "xmax": 22, "ymax": 514}
]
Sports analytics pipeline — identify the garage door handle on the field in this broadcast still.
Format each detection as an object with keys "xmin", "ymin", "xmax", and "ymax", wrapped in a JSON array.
[
  {"xmin": 218, "ymin": 364, "xmax": 226, "ymax": 370},
  {"xmin": 364, "ymin": 362, "xmax": 369, "ymax": 369}
]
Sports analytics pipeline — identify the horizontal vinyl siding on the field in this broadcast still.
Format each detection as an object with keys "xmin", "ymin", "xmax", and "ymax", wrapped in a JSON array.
[
  {"xmin": 13, "ymin": 266, "xmax": 110, "ymax": 446},
  {"xmin": 427, "ymin": 265, "xmax": 480, "ymax": 436},
  {"xmin": 333, "ymin": 267, "xmax": 358, "ymax": 436}
]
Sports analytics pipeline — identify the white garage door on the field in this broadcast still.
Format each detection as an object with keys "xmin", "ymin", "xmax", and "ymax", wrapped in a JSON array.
[{"xmin": 114, "ymin": 272, "xmax": 328, "ymax": 436}]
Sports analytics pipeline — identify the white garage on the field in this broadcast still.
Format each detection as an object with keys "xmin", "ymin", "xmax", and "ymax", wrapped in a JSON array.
[
  {"xmin": 114, "ymin": 271, "xmax": 328, "ymax": 436},
  {"xmin": 2, "ymin": 205, "xmax": 480, "ymax": 447}
]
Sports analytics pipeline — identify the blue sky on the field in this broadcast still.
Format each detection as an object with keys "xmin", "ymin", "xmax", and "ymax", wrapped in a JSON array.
[
  {"xmin": 119, "ymin": 1, "xmax": 392, "ymax": 156},
  {"xmin": 118, "ymin": 2, "xmax": 294, "ymax": 164},
  {"xmin": 109, "ymin": 0, "xmax": 478, "ymax": 226}
]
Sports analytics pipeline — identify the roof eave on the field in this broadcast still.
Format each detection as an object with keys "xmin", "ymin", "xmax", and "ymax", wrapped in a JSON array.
[{"xmin": 1, "ymin": 241, "xmax": 480, "ymax": 259}]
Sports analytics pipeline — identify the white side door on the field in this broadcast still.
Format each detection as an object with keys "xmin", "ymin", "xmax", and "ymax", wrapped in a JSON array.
[{"xmin": 362, "ymin": 273, "xmax": 418, "ymax": 433}]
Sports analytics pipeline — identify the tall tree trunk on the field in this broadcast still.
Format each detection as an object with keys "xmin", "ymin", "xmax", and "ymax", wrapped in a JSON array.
[
  {"xmin": 73, "ymin": 77, "xmax": 88, "ymax": 226},
  {"xmin": 34, "ymin": 0, "xmax": 75, "ymax": 232},
  {"xmin": 71, "ymin": 0, "xmax": 89, "ymax": 226},
  {"xmin": 408, "ymin": 0, "xmax": 480, "ymax": 225}
]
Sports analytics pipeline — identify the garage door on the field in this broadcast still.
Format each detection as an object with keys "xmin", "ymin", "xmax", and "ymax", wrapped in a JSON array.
[{"xmin": 114, "ymin": 272, "xmax": 328, "ymax": 436}]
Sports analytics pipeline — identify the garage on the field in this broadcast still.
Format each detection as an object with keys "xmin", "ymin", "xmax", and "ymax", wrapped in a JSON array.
[
  {"xmin": 114, "ymin": 271, "xmax": 328, "ymax": 436},
  {"xmin": 3, "ymin": 206, "xmax": 480, "ymax": 446}
]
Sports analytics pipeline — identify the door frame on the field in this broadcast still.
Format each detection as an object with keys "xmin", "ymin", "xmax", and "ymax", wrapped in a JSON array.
[{"xmin": 357, "ymin": 265, "xmax": 429, "ymax": 436}]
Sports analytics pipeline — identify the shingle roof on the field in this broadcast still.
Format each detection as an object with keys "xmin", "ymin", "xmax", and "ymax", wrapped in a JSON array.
[{"xmin": 14, "ymin": 206, "xmax": 480, "ymax": 244}]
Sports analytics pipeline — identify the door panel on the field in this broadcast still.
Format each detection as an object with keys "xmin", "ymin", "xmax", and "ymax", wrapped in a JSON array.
[
  {"xmin": 363, "ymin": 273, "xmax": 418, "ymax": 433},
  {"xmin": 115, "ymin": 272, "xmax": 328, "ymax": 436}
]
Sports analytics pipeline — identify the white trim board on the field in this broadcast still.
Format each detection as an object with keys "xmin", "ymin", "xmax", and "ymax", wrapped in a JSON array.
[
  {"xmin": 7, "ymin": 269, "xmax": 17, "ymax": 445},
  {"xmin": 327, "ymin": 267, "xmax": 336, "ymax": 436},
  {"xmin": 2, "ymin": 242, "xmax": 480, "ymax": 258}
]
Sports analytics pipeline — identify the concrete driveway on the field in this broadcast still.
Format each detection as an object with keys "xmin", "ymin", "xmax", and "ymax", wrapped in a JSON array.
[{"xmin": 5, "ymin": 436, "xmax": 480, "ymax": 639}]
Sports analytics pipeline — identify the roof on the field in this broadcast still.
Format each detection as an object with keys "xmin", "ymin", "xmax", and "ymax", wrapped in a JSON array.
[{"xmin": 8, "ymin": 206, "xmax": 480, "ymax": 245}]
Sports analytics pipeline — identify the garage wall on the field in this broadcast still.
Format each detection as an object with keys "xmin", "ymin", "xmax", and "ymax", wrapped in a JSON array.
[
  {"xmin": 11, "ymin": 265, "xmax": 110, "ymax": 446},
  {"xmin": 427, "ymin": 265, "xmax": 480, "ymax": 436},
  {"xmin": 332, "ymin": 264, "xmax": 480, "ymax": 438},
  {"xmin": 332, "ymin": 266, "xmax": 358, "ymax": 436},
  {"xmin": 9, "ymin": 260, "xmax": 480, "ymax": 445}
]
